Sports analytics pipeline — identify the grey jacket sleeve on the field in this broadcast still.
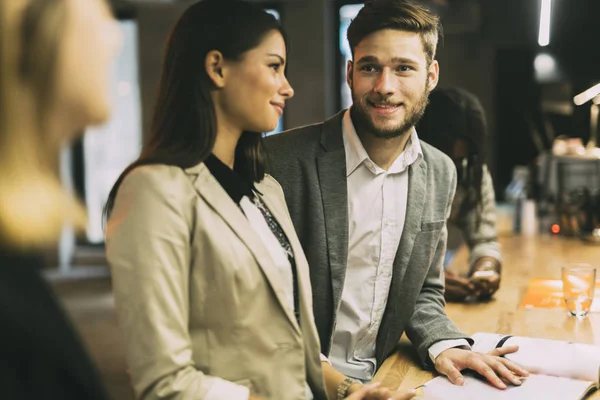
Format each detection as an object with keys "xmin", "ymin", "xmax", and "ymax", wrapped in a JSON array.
[{"xmin": 405, "ymin": 166, "xmax": 472, "ymax": 367}]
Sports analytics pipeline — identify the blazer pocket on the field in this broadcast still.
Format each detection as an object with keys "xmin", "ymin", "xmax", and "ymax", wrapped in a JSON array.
[
  {"xmin": 420, "ymin": 220, "xmax": 445, "ymax": 232},
  {"xmin": 233, "ymin": 378, "xmax": 253, "ymax": 389},
  {"xmin": 233, "ymin": 377, "xmax": 271, "ymax": 398}
]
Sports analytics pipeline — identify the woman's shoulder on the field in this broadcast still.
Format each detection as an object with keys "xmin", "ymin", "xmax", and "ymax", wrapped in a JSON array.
[
  {"xmin": 125, "ymin": 163, "xmax": 188, "ymax": 181},
  {"xmin": 114, "ymin": 164, "xmax": 198, "ymax": 210},
  {"xmin": 121, "ymin": 164, "xmax": 194, "ymax": 192},
  {"xmin": 258, "ymin": 174, "xmax": 284, "ymax": 194}
]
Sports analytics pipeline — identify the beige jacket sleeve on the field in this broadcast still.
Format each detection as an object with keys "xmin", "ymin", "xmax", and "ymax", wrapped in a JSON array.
[{"xmin": 105, "ymin": 166, "xmax": 249, "ymax": 400}]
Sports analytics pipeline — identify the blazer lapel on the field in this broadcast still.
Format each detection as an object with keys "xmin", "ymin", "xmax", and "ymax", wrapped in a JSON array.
[
  {"xmin": 316, "ymin": 111, "xmax": 349, "ymax": 311},
  {"xmin": 393, "ymin": 160, "xmax": 428, "ymax": 284},
  {"xmin": 259, "ymin": 187, "xmax": 328, "ymax": 399},
  {"xmin": 185, "ymin": 164, "xmax": 301, "ymax": 334},
  {"xmin": 257, "ymin": 187, "xmax": 313, "ymax": 319}
]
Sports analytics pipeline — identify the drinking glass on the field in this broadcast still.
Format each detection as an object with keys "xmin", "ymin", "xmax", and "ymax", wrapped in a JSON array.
[{"xmin": 562, "ymin": 264, "xmax": 596, "ymax": 317}]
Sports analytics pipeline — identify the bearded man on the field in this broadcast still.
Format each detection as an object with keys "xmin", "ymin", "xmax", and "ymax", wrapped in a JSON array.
[{"xmin": 265, "ymin": 1, "xmax": 526, "ymax": 399}]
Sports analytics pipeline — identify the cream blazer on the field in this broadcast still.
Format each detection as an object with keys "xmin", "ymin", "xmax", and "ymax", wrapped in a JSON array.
[{"xmin": 106, "ymin": 163, "xmax": 327, "ymax": 400}]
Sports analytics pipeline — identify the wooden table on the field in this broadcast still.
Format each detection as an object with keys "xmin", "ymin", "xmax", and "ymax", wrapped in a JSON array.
[{"xmin": 373, "ymin": 235, "xmax": 600, "ymax": 397}]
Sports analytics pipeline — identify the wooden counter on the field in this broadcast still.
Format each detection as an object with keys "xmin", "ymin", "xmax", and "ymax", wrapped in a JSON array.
[{"xmin": 373, "ymin": 235, "xmax": 600, "ymax": 397}]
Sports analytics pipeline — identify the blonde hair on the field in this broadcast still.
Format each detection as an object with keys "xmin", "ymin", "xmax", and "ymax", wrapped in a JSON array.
[{"xmin": 0, "ymin": 0, "xmax": 86, "ymax": 250}]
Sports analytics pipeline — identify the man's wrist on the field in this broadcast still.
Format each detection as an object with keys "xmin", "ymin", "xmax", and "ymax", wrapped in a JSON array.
[
  {"xmin": 471, "ymin": 257, "xmax": 500, "ymax": 277},
  {"xmin": 429, "ymin": 339, "xmax": 472, "ymax": 364},
  {"xmin": 474, "ymin": 257, "xmax": 500, "ymax": 270},
  {"xmin": 475, "ymin": 261, "xmax": 498, "ymax": 271}
]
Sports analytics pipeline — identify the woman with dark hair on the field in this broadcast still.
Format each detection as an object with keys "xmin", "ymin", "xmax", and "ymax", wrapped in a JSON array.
[
  {"xmin": 104, "ymin": 1, "xmax": 398, "ymax": 399},
  {"xmin": 417, "ymin": 87, "xmax": 502, "ymax": 302}
]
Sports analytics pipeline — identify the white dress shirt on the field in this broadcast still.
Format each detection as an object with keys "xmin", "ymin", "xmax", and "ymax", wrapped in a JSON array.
[{"xmin": 325, "ymin": 110, "xmax": 469, "ymax": 382}]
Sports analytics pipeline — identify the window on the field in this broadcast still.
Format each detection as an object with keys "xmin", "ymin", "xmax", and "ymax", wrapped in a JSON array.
[
  {"xmin": 264, "ymin": 7, "xmax": 284, "ymax": 136},
  {"xmin": 339, "ymin": 3, "xmax": 364, "ymax": 110},
  {"xmin": 80, "ymin": 19, "xmax": 142, "ymax": 244},
  {"xmin": 265, "ymin": 8, "xmax": 280, "ymax": 20}
]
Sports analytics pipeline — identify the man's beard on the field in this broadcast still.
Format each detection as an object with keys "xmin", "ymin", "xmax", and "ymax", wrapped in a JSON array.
[{"xmin": 350, "ymin": 83, "xmax": 430, "ymax": 139}]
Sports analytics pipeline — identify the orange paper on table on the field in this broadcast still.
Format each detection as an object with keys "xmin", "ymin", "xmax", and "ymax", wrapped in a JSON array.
[{"xmin": 520, "ymin": 279, "xmax": 600, "ymax": 312}]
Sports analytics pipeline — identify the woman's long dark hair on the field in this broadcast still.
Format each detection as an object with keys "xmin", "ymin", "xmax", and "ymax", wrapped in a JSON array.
[
  {"xmin": 417, "ymin": 87, "xmax": 487, "ymax": 221},
  {"xmin": 104, "ymin": 0, "xmax": 284, "ymax": 219}
]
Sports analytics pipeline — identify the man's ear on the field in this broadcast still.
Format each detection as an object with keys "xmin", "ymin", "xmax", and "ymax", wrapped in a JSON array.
[
  {"xmin": 346, "ymin": 60, "xmax": 354, "ymax": 90},
  {"xmin": 205, "ymin": 50, "xmax": 227, "ymax": 88},
  {"xmin": 427, "ymin": 59, "xmax": 440, "ymax": 92}
]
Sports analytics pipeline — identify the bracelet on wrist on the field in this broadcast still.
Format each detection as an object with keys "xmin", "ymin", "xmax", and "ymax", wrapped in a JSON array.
[{"xmin": 336, "ymin": 377, "xmax": 358, "ymax": 400}]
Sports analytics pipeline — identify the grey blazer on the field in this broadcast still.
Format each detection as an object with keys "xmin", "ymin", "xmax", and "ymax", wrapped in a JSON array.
[{"xmin": 265, "ymin": 110, "xmax": 471, "ymax": 368}]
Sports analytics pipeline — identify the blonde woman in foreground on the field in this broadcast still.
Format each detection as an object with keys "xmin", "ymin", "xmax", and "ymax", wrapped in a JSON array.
[{"xmin": 0, "ymin": 0, "xmax": 121, "ymax": 398}]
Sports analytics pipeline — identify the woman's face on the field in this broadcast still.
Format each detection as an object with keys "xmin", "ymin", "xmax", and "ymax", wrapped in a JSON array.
[
  {"xmin": 215, "ymin": 30, "xmax": 294, "ymax": 134},
  {"xmin": 55, "ymin": 0, "xmax": 122, "ymax": 128}
]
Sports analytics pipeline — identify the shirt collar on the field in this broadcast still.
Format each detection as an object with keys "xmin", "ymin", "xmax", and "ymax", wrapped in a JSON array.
[
  {"xmin": 342, "ymin": 109, "xmax": 423, "ymax": 177},
  {"xmin": 342, "ymin": 109, "xmax": 369, "ymax": 176},
  {"xmin": 203, "ymin": 154, "xmax": 256, "ymax": 204}
]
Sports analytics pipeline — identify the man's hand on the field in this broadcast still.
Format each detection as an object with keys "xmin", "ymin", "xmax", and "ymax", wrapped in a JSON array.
[
  {"xmin": 470, "ymin": 257, "xmax": 501, "ymax": 299},
  {"xmin": 445, "ymin": 256, "xmax": 501, "ymax": 302},
  {"xmin": 346, "ymin": 382, "xmax": 416, "ymax": 400},
  {"xmin": 444, "ymin": 269, "xmax": 476, "ymax": 302},
  {"xmin": 434, "ymin": 346, "xmax": 529, "ymax": 389}
]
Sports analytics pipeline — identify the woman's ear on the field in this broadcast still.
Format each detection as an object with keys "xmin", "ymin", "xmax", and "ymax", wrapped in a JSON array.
[{"xmin": 205, "ymin": 50, "xmax": 227, "ymax": 88}]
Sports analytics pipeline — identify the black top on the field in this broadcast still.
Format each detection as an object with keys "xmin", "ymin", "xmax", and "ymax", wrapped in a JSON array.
[
  {"xmin": 0, "ymin": 244, "xmax": 109, "ymax": 400},
  {"xmin": 204, "ymin": 154, "xmax": 300, "ymax": 325},
  {"xmin": 203, "ymin": 154, "xmax": 256, "ymax": 204}
]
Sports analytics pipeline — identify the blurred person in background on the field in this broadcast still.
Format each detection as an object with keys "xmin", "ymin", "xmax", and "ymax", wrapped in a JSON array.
[
  {"xmin": 0, "ymin": 0, "xmax": 121, "ymax": 398},
  {"xmin": 417, "ymin": 87, "xmax": 502, "ymax": 302}
]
